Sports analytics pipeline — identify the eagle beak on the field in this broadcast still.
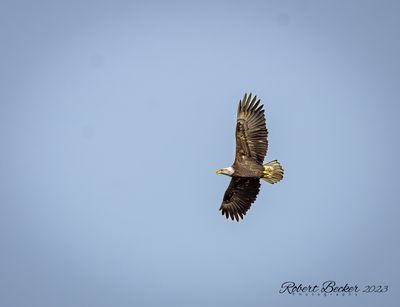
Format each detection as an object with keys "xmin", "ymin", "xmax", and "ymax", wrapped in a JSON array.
[{"xmin": 216, "ymin": 169, "xmax": 222, "ymax": 174}]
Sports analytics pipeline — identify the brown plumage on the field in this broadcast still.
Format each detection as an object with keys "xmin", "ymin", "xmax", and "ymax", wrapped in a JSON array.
[
  {"xmin": 220, "ymin": 177, "xmax": 260, "ymax": 221},
  {"xmin": 216, "ymin": 93, "xmax": 284, "ymax": 221}
]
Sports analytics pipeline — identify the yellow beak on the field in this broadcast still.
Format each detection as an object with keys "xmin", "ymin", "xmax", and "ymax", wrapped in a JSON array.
[{"xmin": 216, "ymin": 170, "xmax": 222, "ymax": 174}]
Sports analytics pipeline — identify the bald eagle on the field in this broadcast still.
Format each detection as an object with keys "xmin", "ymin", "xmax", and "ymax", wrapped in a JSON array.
[{"xmin": 216, "ymin": 93, "xmax": 284, "ymax": 221}]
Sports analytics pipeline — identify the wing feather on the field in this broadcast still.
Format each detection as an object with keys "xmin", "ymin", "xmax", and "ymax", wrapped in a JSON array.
[
  {"xmin": 219, "ymin": 177, "xmax": 261, "ymax": 221},
  {"xmin": 235, "ymin": 93, "xmax": 268, "ymax": 164}
]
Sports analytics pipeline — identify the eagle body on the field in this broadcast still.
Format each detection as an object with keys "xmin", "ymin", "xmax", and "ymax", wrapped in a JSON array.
[
  {"xmin": 232, "ymin": 157, "xmax": 264, "ymax": 178},
  {"xmin": 216, "ymin": 93, "xmax": 284, "ymax": 221}
]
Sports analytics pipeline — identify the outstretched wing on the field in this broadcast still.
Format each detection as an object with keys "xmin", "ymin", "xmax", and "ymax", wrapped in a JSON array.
[
  {"xmin": 220, "ymin": 177, "xmax": 261, "ymax": 221},
  {"xmin": 235, "ymin": 93, "xmax": 268, "ymax": 164}
]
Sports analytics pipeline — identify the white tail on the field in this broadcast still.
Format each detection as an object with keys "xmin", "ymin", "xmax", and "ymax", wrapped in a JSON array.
[{"xmin": 262, "ymin": 160, "xmax": 284, "ymax": 184}]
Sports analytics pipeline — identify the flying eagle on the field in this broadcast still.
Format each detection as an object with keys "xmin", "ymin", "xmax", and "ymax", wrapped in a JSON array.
[{"xmin": 216, "ymin": 93, "xmax": 284, "ymax": 221}]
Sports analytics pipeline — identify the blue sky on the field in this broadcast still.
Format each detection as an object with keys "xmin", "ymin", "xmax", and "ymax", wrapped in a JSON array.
[{"xmin": 1, "ymin": 1, "xmax": 399, "ymax": 306}]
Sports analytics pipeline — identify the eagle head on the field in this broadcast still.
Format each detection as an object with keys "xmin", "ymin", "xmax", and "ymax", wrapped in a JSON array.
[{"xmin": 216, "ymin": 166, "xmax": 235, "ymax": 176}]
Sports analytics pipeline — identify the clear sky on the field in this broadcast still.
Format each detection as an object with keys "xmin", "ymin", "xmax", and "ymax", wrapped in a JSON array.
[{"xmin": 1, "ymin": 1, "xmax": 399, "ymax": 306}]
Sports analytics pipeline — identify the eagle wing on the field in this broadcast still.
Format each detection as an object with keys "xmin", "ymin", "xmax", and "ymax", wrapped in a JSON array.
[
  {"xmin": 235, "ymin": 93, "xmax": 268, "ymax": 164},
  {"xmin": 220, "ymin": 177, "xmax": 261, "ymax": 221}
]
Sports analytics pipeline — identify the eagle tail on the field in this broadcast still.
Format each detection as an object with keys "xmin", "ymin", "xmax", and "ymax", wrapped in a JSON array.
[{"xmin": 262, "ymin": 160, "xmax": 284, "ymax": 184}]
